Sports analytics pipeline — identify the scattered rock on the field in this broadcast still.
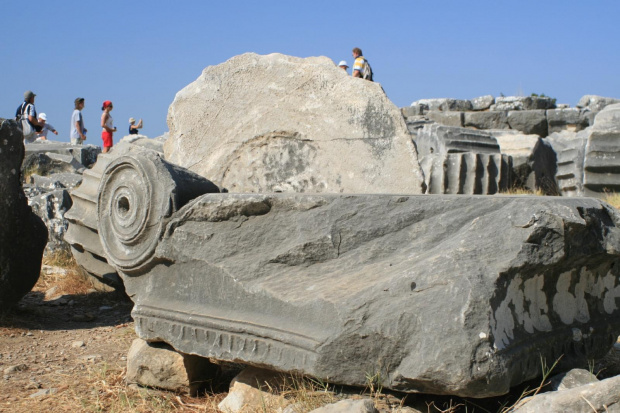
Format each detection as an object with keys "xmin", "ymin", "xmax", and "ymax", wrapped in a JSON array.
[
  {"xmin": 513, "ymin": 375, "xmax": 620, "ymax": 412},
  {"xmin": 218, "ymin": 367, "xmax": 289, "ymax": 413},
  {"xmin": 28, "ymin": 388, "xmax": 57, "ymax": 398},
  {"xmin": 126, "ymin": 338, "xmax": 220, "ymax": 396},
  {"xmin": 547, "ymin": 368, "xmax": 598, "ymax": 391},
  {"xmin": 309, "ymin": 399, "xmax": 378, "ymax": 413}
]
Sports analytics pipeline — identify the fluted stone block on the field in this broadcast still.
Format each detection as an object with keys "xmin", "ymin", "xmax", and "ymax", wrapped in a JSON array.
[
  {"xmin": 0, "ymin": 119, "xmax": 47, "ymax": 308},
  {"xmin": 546, "ymin": 130, "xmax": 588, "ymax": 197},
  {"xmin": 415, "ymin": 124, "xmax": 511, "ymax": 193},
  {"xmin": 421, "ymin": 152, "xmax": 511, "ymax": 194},
  {"xmin": 583, "ymin": 103, "xmax": 620, "ymax": 196}
]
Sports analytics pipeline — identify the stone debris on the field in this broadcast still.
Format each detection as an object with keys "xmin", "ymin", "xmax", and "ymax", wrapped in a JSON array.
[
  {"xmin": 218, "ymin": 366, "xmax": 289, "ymax": 413},
  {"xmin": 126, "ymin": 338, "xmax": 220, "ymax": 395},
  {"xmin": 309, "ymin": 399, "xmax": 379, "ymax": 413},
  {"xmin": 28, "ymin": 388, "xmax": 57, "ymax": 398},
  {"xmin": 512, "ymin": 374, "xmax": 620, "ymax": 412},
  {"xmin": 547, "ymin": 368, "xmax": 598, "ymax": 392}
]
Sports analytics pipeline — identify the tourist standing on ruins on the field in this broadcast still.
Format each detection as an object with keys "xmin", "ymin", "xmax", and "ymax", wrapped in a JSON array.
[
  {"xmin": 128, "ymin": 117, "xmax": 143, "ymax": 135},
  {"xmin": 100, "ymin": 100, "xmax": 117, "ymax": 153},
  {"xmin": 36, "ymin": 113, "xmax": 58, "ymax": 140},
  {"xmin": 16, "ymin": 90, "xmax": 42, "ymax": 143},
  {"xmin": 338, "ymin": 60, "xmax": 349, "ymax": 73},
  {"xmin": 70, "ymin": 98, "xmax": 87, "ymax": 145},
  {"xmin": 351, "ymin": 48, "xmax": 373, "ymax": 81}
]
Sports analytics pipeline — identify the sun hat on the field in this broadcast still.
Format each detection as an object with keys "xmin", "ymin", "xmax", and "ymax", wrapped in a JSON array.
[
  {"xmin": 338, "ymin": 60, "xmax": 348, "ymax": 67},
  {"xmin": 24, "ymin": 90, "xmax": 36, "ymax": 100},
  {"xmin": 102, "ymin": 100, "xmax": 112, "ymax": 109},
  {"xmin": 39, "ymin": 113, "xmax": 47, "ymax": 121},
  {"xmin": 129, "ymin": 117, "xmax": 135, "ymax": 124}
]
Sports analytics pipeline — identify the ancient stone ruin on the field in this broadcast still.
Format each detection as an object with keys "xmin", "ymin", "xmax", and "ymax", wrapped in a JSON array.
[
  {"xmin": 0, "ymin": 119, "xmax": 47, "ymax": 309},
  {"xmin": 43, "ymin": 52, "xmax": 620, "ymax": 404},
  {"xmin": 71, "ymin": 150, "xmax": 620, "ymax": 398},
  {"xmin": 403, "ymin": 94, "xmax": 620, "ymax": 197}
]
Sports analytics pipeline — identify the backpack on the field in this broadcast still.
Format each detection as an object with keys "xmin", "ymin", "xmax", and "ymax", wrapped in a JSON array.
[
  {"xmin": 15, "ymin": 102, "xmax": 27, "ymax": 121},
  {"xmin": 362, "ymin": 60, "xmax": 373, "ymax": 82}
]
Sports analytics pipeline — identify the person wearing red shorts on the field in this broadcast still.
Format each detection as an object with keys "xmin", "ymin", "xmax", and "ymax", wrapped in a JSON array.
[{"xmin": 101, "ymin": 100, "xmax": 117, "ymax": 153}]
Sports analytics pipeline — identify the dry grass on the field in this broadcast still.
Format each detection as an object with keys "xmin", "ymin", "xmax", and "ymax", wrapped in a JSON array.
[
  {"xmin": 39, "ymin": 249, "xmax": 93, "ymax": 295},
  {"xmin": 499, "ymin": 187, "xmax": 546, "ymax": 196},
  {"xmin": 603, "ymin": 192, "xmax": 620, "ymax": 210}
]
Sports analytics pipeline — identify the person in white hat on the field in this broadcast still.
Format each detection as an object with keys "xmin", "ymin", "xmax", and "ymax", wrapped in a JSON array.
[
  {"xmin": 338, "ymin": 60, "xmax": 349, "ymax": 73},
  {"xmin": 128, "ymin": 117, "xmax": 143, "ymax": 135},
  {"xmin": 37, "ymin": 113, "xmax": 58, "ymax": 140}
]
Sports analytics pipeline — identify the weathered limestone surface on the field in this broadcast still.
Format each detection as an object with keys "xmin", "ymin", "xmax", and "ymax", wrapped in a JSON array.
[
  {"xmin": 583, "ymin": 103, "xmax": 620, "ymax": 196},
  {"xmin": 546, "ymin": 130, "xmax": 588, "ymax": 197},
  {"xmin": 309, "ymin": 399, "xmax": 379, "ymax": 413},
  {"xmin": 24, "ymin": 141, "xmax": 101, "ymax": 168},
  {"xmin": 463, "ymin": 111, "xmax": 509, "ymax": 130},
  {"xmin": 94, "ymin": 155, "xmax": 620, "ymax": 397},
  {"xmin": 165, "ymin": 53, "xmax": 425, "ymax": 194},
  {"xmin": 547, "ymin": 108, "xmax": 590, "ymax": 134},
  {"xmin": 126, "ymin": 338, "xmax": 219, "ymax": 395},
  {"xmin": 470, "ymin": 95, "xmax": 495, "ymax": 111},
  {"xmin": 415, "ymin": 124, "xmax": 511, "ymax": 194},
  {"xmin": 507, "ymin": 110, "xmax": 548, "ymax": 136},
  {"xmin": 577, "ymin": 95, "xmax": 620, "ymax": 113},
  {"xmin": 492, "ymin": 131, "xmax": 558, "ymax": 194},
  {"xmin": 547, "ymin": 368, "xmax": 598, "ymax": 392},
  {"xmin": 218, "ymin": 367, "xmax": 289, "ymax": 413},
  {"xmin": 0, "ymin": 119, "xmax": 47, "ymax": 308},
  {"xmin": 29, "ymin": 189, "xmax": 73, "ymax": 254},
  {"xmin": 512, "ymin": 375, "xmax": 620, "ymax": 412},
  {"xmin": 65, "ymin": 141, "xmax": 219, "ymax": 290},
  {"xmin": 491, "ymin": 96, "xmax": 556, "ymax": 111},
  {"xmin": 425, "ymin": 111, "xmax": 463, "ymax": 127}
]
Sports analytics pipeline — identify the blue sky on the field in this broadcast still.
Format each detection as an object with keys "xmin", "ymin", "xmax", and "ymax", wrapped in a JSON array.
[{"xmin": 2, "ymin": 1, "xmax": 618, "ymax": 143}]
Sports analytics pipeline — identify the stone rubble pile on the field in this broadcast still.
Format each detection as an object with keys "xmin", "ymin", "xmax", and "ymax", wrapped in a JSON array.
[{"xmin": 403, "ymin": 94, "xmax": 620, "ymax": 196}]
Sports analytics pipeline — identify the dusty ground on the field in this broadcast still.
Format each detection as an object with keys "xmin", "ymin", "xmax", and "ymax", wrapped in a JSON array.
[
  {"xmin": 0, "ymin": 267, "xmax": 137, "ymax": 412},
  {"xmin": 2, "ymin": 264, "xmax": 620, "ymax": 413}
]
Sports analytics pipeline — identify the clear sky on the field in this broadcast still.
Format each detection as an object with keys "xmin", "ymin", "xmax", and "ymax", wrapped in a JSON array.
[{"xmin": 2, "ymin": 1, "xmax": 618, "ymax": 143}]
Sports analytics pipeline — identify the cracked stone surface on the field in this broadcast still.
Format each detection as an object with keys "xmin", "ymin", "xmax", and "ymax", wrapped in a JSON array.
[
  {"xmin": 91, "ymin": 157, "xmax": 620, "ymax": 398},
  {"xmin": 164, "ymin": 52, "xmax": 425, "ymax": 194}
]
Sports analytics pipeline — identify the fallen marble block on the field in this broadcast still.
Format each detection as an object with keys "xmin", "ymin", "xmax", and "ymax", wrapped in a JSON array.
[{"xmin": 95, "ymin": 154, "xmax": 620, "ymax": 397}]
